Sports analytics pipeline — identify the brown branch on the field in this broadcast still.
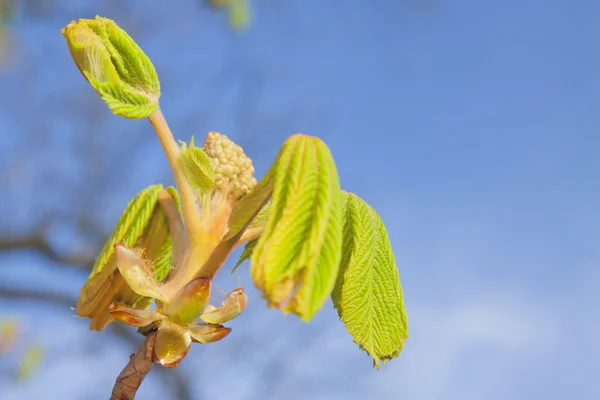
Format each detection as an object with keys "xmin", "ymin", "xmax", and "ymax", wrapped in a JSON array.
[
  {"xmin": 0, "ymin": 234, "xmax": 95, "ymax": 269},
  {"xmin": 0, "ymin": 286, "xmax": 193, "ymax": 400},
  {"xmin": 111, "ymin": 332, "xmax": 157, "ymax": 400},
  {"xmin": 0, "ymin": 286, "xmax": 75, "ymax": 307}
]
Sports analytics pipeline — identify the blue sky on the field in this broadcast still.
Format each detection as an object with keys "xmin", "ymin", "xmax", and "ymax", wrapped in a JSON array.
[{"xmin": 0, "ymin": 0, "xmax": 599, "ymax": 399}]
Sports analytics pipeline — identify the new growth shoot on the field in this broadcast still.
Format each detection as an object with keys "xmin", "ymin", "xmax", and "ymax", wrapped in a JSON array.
[{"xmin": 62, "ymin": 15, "xmax": 408, "ymax": 399}]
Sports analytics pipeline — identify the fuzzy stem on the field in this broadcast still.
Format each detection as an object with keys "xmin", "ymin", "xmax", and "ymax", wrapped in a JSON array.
[
  {"xmin": 110, "ymin": 332, "xmax": 157, "ymax": 400},
  {"xmin": 148, "ymin": 107, "xmax": 202, "ymax": 246}
]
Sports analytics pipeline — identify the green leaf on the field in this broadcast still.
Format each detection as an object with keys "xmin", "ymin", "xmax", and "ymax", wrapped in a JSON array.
[
  {"xmin": 232, "ymin": 238, "xmax": 257, "ymax": 273},
  {"xmin": 237, "ymin": 202, "xmax": 270, "ymax": 243},
  {"xmin": 332, "ymin": 192, "xmax": 408, "ymax": 368},
  {"xmin": 251, "ymin": 134, "xmax": 343, "ymax": 321},
  {"xmin": 179, "ymin": 136, "xmax": 216, "ymax": 192},
  {"xmin": 224, "ymin": 172, "xmax": 273, "ymax": 241},
  {"xmin": 140, "ymin": 187, "xmax": 180, "ymax": 282},
  {"xmin": 166, "ymin": 186, "xmax": 182, "ymax": 215},
  {"xmin": 90, "ymin": 185, "xmax": 164, "ymax": 278},
  {"xmin": 61, "ymin": 16, "xmax": 160, "ymax": 119},
  {"xmin": 247, "ymin": 202, "xmax": 269, "ymax": 231},
  {"xmin": 76, "ymin": 185, "xmax": 176, "ymax": 331},
  {"xmin": 161, "ymin": 187, "xmax": 185, "ymax": 269}
]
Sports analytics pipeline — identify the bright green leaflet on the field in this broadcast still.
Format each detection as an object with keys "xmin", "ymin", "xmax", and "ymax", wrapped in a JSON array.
[
  {"xmin": 179, "ymin": 137, "xmax": 215, "ymax": 192},
  {"xmin": 77, "ymin": 185, "xmax": 177, "ymax": 327},
  {"xmin": 332, "ymin": 192, "xmax": 408, "ymax": 368},
  {"xmin": 246, "ymin": 202, "xmax": 270, "ymax": 232},
  {"xmin": 225, "ymin": 172, "xmax": 273, "ymax": 241},
  {"xmin": 250, "ymin": 134, "xmax": 343, "ymax": 321},
  {"xmin": 89, "ymin": 185, "xmax": 163, "ymax": 279},
  {"xmin": 61, "ymin": 16, "xmax": 160, "ymax": 119},
  {"xmin": 230, "ymin": 203, "xmax": 270, "ymax": 273},
  {"xmin": 232, "ymin": 238, "xmax": 257, "ymax": 273}
]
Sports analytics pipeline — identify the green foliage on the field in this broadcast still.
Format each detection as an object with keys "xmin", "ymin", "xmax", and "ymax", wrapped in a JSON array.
[
  {"xmin": 232, "ymin": 238, "xmax": 257, "ymax": 273},
  {"xmin": 332, "ymin": 192, "xmax": 408, "ymax": 368},
  {"xmin": 90, "ymin": 185, "xmax": 163, "ymax": 278},
  {"xmin": 61, "ymin": 16, "xmax": 160, "ymax": 119},
  {"xmin": 225, "ymin": 173, "xmax": 273, "ymax": 241},
  {"xmin": 179, "ymin": 137, "xmax": 216, "ymax": 192},
  {"xmin": 62, "ymin": 15, "xmax": 408, "ymax": 369},
  {"xmin": 76, "ymin": 185, "xmax": 178, "ymax": 330},
  {"xmin": 250, "ymin": 134, "xmax": 343, "ymax": 321},
  {"xmin": 246, "ymin": 202, "xmax": 269, "ymax": 231}
]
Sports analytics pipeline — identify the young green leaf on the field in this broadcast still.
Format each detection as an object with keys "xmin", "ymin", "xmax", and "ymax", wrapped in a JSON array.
[
  {"xmin": 61, "ymin": 16, "xmax": 160, "ymax": 119},
  {"xmin": 141, "ymin": 188, "xmax": 181, "ymax": 282},
  {"xmin": 224, "ymin": 173, "xmax": 273, "ymax": 241},
  {"xmin": 332, "ymin": 192, "xmax": 408, "ymax": 368},
  {"xmin": 251, "ymin": 134, "xmax": 343, "ymax": 321},
  {"xmin": 76, "ymin": 185, "xmax": 176, "ymax": 331},
  {"xmin": 179, "ymin": 137, "xmax": 215, "ymax": 193},
  {"xmin": 232, "ymin": 238, "xmax": 257, "ymax": 273},
  {"xmin": 238, "ymin": 202, "xmax": 270, "ymax": 243},
  {"xmin": 90, "ymin": 185, "xmax": 164, "ymax": 279}
]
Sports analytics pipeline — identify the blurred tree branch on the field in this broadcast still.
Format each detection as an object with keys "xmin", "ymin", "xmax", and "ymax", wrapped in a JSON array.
[
  {"xmin": 0, "ymin": 232, "xmax": 95, "ymax": 269},
  {"xmin": 0, "ymin": 286, "xmax": 74, "ymax": 306},
  {"xmin": 0, "ymin": 286, "xmax": 193, "ymax": 400}
]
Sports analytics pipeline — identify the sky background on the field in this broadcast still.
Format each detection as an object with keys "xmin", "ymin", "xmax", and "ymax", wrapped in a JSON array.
[{"xmin": 0, "ymin": 0, "xmax": 599, "ymax": 399}]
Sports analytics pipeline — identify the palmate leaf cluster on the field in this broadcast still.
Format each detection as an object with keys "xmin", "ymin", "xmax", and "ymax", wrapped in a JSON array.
[{"xmin": 65, "ymin": 16, "xmax": 408, "ymax": 368}]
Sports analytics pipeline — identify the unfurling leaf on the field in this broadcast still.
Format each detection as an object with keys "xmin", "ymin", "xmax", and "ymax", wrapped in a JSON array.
[
  {"xmin": 61, "ymin": 16, "xmax": 160, "ymax": 119},
  {"xmin": 251, "ymin": 134, "xmax": 343, "ymax": 321},
  {"xmin": 238, "ymin": 202, "xmax": 270, "ymax": 243},
  {"xmin": 76, "ymin": 185, "xmax": 179, "ymax": 331},
  {"xmin": 179, "ymin": 136, "xmax": 215, "ymax": 192},
  {"xmin": 332, "ymin": 192, "xmax": 408, "ymax": 368},
  {"xmin": 232, "ymin": 238, "xmax": 257, "ymax": 273},
  {"xmin": 224, "ymin": 173, "xmax": 273, "ymax": 241}
]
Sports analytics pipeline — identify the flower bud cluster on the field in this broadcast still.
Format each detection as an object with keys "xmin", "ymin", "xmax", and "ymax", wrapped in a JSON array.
[{"xmin": 204, "ymin": 132, "xmax": 257, "ymax": 199}]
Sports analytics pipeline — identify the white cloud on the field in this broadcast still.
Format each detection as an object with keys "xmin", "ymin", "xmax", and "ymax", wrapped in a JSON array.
[{"xmin": 364, "ymin": 289, "xmax": 561, "ymax": 400}]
